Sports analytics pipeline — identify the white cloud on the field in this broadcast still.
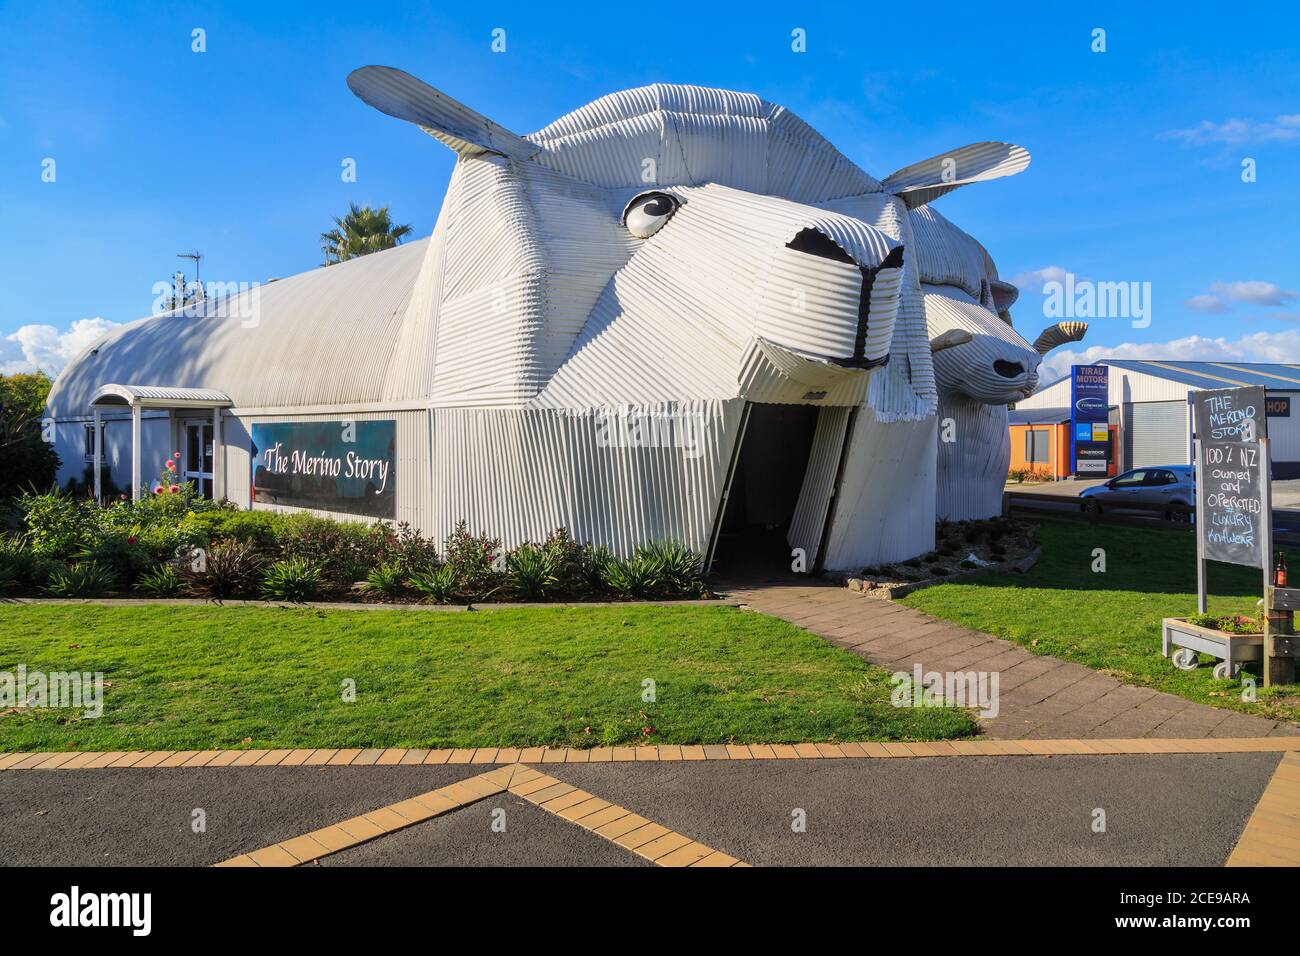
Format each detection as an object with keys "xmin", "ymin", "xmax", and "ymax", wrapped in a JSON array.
[
  {"xmin": 1167, "ymin": 114, "xmax": 1300, "ymax": 145},
  {"xmin": 1209, "ymin": 280, "xmax": 1298, "ymax": 307},
  {"xmin": 1039, "ymin": 330, "xmax": 1300, "ymax": 383},
  {"xmin": 0, "ymin": 317, "xmax": 121, "ymax": 376},
  {"xmin": 1007, "ymin": 265, "xmax": 1070, "ymax": 293},
  {"xmin": 1184, "ymin": 294, "xmax": 1228, "ymax": 313}
]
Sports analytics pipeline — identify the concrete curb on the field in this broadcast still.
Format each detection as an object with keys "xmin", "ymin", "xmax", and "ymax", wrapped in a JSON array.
[
  {"xmin": 4, "ymin": 737, "xmax": 1298, "ymax": 770},
  {"xmin": 2, "ymin": 596, "xmax": 739, "ymax": 612}
]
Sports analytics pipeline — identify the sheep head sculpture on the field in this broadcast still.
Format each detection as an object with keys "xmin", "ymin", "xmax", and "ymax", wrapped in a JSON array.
[
  {"xmin": 915, "ymin": 203, "xmax": 1088, "ymax": 520},
  {"xmin": 346, "ymin": 66, "xmax": 1042, "ymax": 561},
  {"xmin": 348, "ymin": 67, "xmax": 1032, "ymax": 418}
]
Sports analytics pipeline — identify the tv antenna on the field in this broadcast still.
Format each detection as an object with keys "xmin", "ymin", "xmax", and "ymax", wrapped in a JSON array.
[
  {"xmin": 175, "ymin": 250, "xmax": 205, "ymax": 308},
  {"xmin": 177, "ymin": 250, "xmax": 202, "ymax": 286}
]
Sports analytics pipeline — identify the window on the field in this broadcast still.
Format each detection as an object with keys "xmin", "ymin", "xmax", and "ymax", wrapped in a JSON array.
[
  {"xmin": 1113, "ymin": 470, "xmax": 1147, "ymax": 487},
  {"xmin": 1024, "ymin": 428, "xmax": 1050, "ymax": 464},
  {"xmin": 83, "ymin": 423, "xmax": 106, "ymax": 462}
]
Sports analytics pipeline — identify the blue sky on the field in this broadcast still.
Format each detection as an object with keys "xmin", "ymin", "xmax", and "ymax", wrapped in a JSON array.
[{"xmin": 2, "ymin": 0, "xmax": 1298, "ymax": 379}]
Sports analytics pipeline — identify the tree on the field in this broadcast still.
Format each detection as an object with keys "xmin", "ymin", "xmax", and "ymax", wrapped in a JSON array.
[
  {"xmin": 320, "ymin": 202, "xmax": 413, "ymax": 266},
  {"xmin": 0, "ymin": 371, "xmax": 60, "ymax": 499}
]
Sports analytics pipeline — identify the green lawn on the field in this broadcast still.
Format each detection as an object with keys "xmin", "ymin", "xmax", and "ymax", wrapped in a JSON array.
[
  {"xmin": 903, "ymin": 517, "xmax": 1300, "ymax": 724},
  {"xmin": 0, "ymin": 604, "xmax": 973, "ymax": 752}
]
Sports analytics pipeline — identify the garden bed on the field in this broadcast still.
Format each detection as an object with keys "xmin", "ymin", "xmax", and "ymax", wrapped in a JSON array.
[
  {"xmin": 840, "ymin": 516, "xmax": 1038, "ymax": 598},
  {"xmin": 0, "ymin": 488, "xmax": 711, "ymax": 605}
]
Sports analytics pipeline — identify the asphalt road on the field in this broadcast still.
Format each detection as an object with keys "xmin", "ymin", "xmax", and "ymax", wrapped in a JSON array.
[
  {"xmin": 0, "ymin": 765, "xmax": 485, "ymax": 867},
  {"xmin": 318, "ymin": 794, "xmax": 650, "ymax": 867},
  {"xmin": 0, "ymin": 753, "xmax": 1280, "ymax": 866},
  {"xmin": 542, "ymin": 753, "xmax": 1280, "ymax": 867}
]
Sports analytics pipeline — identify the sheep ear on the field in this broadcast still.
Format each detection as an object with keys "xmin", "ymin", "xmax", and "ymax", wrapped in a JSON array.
[
  {"xmin": 347, "ymin": 66, "xmax": 539, "ymax": 161},
  {"xmin": 883, "ymin": 143, "xmax": 1030, "ymax": 208},
  {"xmin": 1032, "ymin": 321, "xmax": 1088, "ymax": 355}
]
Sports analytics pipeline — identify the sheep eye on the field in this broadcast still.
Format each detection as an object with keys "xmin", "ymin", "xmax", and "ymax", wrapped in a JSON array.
[{"xmin": 623, "ymin": 192, "xmax": 678, "ymax": 238}]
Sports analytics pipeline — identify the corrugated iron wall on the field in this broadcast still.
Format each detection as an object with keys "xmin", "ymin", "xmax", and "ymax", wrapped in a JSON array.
[
  {"xmin": 787, "ymin": 406, "xmax": 852, "ymax": 565},
  {"xmin": 823, "ymin": 410, "xmax": 937, "ymax": 570},
  {"xmin": 428, "ymin": 400, "xmax": 744, "ymax": 555}
]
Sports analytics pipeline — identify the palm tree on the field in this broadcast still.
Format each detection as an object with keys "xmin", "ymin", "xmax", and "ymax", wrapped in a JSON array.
[{"xmin": 320, "ymin": 202, "xmax": 413, "ymax": 265}]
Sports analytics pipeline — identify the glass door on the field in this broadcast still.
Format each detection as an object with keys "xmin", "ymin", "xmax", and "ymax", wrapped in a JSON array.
[{"xmin": 184, "ymin": 421, "xmax": 214, "ymax": 498}]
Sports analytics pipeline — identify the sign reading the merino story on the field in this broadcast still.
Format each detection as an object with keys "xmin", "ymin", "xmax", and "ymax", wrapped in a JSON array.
[
  {"xmin": 1192, "ymin": 386, "xmax": 1267, "ymax": 442},
  {"xmin": 251, "ymin": 420, "xmax": 396, "ymax": 518},
  {"xmin": 1070, "ymin": 364, "xmax": 1110, "ymax": 475}
]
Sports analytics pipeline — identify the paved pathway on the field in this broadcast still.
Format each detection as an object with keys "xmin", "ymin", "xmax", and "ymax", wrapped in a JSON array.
[{"xmin": 721, "ymin": 578, "xmax": 1300, "ymax": 740}]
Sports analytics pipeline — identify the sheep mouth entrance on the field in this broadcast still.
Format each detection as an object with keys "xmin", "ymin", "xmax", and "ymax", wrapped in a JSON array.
[
  {"xmin": 993, "ymin": 360, "xmax": 1026, "ymax": 379},
  {"xmin": 711, "ymin": 404, "xmax": 820, "ymax": 579}
]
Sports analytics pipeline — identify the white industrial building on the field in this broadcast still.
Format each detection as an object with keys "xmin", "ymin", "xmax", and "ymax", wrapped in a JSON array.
[
  {"xmin": 45, "ymin": 66, "xmax": 1047, "ymax": 573},
  {"xmin": 1016, "ymin": 360, "xmax": 1300, "ymax": 477}
]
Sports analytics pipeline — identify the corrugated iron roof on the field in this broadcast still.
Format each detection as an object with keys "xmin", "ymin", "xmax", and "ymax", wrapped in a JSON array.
[
  {"xmin": 1104, "ymin": 360, "xmax": 1300, "ymax": 390},
  {"xmin": 90, "ymin": 384, "xmax": 232, "ymax": 407},
  {"xmin": 47, "ymin": 239, "xmax": 427, "ymax": 416},
  {"xmin": 1008, "ymin": 406, "xmax": 1071, "ymax": 425}
]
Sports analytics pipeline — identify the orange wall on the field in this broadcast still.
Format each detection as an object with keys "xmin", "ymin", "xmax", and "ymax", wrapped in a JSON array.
[{"xmin": 1008, "ymin": 423, "xmax": 1118, "ymax": 478}]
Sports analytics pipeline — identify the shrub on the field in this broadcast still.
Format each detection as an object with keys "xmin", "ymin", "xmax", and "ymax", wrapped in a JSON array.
[
  {"xmin": 137, "ymin": 564, "xmax": 184, "ymax": 598},
  {"xmin": 261, "ymin": 557, "xmax": 323, "ymax": 603},
  {"xmin": 598, "ymin": 553, "xmax": 658, "ymax": 599},
  {"xmin": 0, "ymin": 538, "xmax": 56, "ymax": 589},
  {"xmin": 19, "ymin": 491, "xmax": 100, "ymax": 559},
  {"xmin": 580, "ymin": 545, "xmax": 617, "ymax": 596},
  {"xmin": 443, "ymin": 521, "xmax": 500, "ymax": 598},
  {"xmin": 0, "ymin": 371, "xmax": 60, "ymax": 500},
  {"xmin": 276, "ymin": 515, "xmax": 392, "ymax": 588},
  {"xmin": 359, "ymin": 561, "xmax": 407, "ymax": 599},
  {"xmin": 189, "ymin": 509, "xmax": 284, "ymax": 549},
  {"xmin": 392, "ymin": 522, "xmax": 440, "ymax": 576},
  {"xmin": 506, "ymin": 544, "xmax": 559, "ymax": 600},
  {"xmin": 46, "ymin": 562, "xmax": 115, "ymax": 598},
  {"xmin": 538, "ymin": 528, "xmax": 590, "ymax": 595},
  {"xmin": 187, "ymin": 539, "xmax": 263, "ymax": 600},
  {"xmin": 80, "ymin": 534, "xmax": 153, "ymax": 585},
  {"xmin": 635, "ymin": 540, "xmax": 706, "ymax": 598},
  {"xmin": 408, "ymin": 565, "xmax": 458, "ymax": 604}
]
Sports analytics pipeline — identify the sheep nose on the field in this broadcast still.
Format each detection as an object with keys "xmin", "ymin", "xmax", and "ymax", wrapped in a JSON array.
[{"xmin": 993, "ymin": 359, "xmax": 1026, "ymax": 379}]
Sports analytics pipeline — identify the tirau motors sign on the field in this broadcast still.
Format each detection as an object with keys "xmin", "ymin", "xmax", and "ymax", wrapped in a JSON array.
[{"xmin": 251, "ymin": 420, "xmax": 396, "ymax": 518}]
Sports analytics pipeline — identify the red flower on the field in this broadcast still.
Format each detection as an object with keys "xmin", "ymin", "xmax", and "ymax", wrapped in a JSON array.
[
  {"xmin": 169, "ymin": 484, "xmax": 180, "ymax": 494},
  {"xmin": 165, "ymin": 460, "xmax": 176, "ymax": 471},
  {"xmin": 154, "ymin": 487, "xmax": 164, "ymax": 495},
  {"xmin": 173, "ymin": 451, "xmax": 182, "ymax": 459},
  {"xmin": 126, "ymin": 536, "xmax": 137, "ymax": 545}
]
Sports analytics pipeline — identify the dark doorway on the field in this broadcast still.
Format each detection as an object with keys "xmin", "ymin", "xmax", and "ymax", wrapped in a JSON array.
[{"xmin": 711, "ymin": 403, "xmax": 819, "ymax": 580}]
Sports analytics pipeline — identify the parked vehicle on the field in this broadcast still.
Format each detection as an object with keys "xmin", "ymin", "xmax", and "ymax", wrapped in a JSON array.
[{"xmin": 1078, "ymin": 465, "xmax": 1195, "ymax": 521}]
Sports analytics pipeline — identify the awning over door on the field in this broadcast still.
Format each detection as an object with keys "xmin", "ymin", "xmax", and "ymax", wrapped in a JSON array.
[
  {"xmin": 88, "ymin": 384, "xmax": 233, "ymax": 502},
  {"xmin": 89, "ymin": 384, "xmax": 233, "ymax": 410}
]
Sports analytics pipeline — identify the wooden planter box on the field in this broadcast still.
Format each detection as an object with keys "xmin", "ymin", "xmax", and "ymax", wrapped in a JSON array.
[{"xmin": 1161, "ymin": 617, "xmax": 1262, "ymax": 678}]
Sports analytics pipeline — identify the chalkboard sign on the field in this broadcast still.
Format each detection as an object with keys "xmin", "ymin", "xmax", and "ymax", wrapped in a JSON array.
[
  {"xmin": 1192, "ymin": 386, "xmax": 1267, "ymax": 442},
  {"xmin": 1199, "ymin": 437, "xmax": 1265, "ymax": 568}
]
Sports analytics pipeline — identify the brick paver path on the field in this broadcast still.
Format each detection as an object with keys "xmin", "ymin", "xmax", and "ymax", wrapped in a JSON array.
[{"xmin": 722, "ymin": 578, "xmax": 1299, "ymax": 740}]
